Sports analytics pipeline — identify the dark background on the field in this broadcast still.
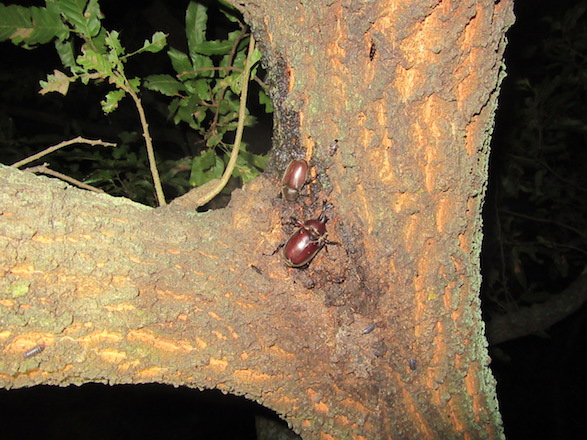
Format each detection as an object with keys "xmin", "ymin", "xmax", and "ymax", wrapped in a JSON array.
[{"xmin": 1, "ymin": 1, "xmax": 586, "ymax": 439}]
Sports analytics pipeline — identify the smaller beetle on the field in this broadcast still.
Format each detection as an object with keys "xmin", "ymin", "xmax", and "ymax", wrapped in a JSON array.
[
  {"xmin": 281, "ymin": 159, "xmax": 309, "ymax": 202},
  {"xmin": 282, "ymin": 211, "xmax": 329, "ymax": 267}
]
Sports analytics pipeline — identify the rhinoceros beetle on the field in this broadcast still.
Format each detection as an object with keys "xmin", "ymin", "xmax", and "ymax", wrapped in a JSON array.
[
  {"xmin": 282, "ymin": 203, "xmax": 338, "ymax": 268},
  {"xmin": 281, "ymin": 159, "xmax": 309, "ymax": 202}
]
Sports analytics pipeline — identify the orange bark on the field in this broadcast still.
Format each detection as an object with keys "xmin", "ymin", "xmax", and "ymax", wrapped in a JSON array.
[{"xmin": 1, "ymin": 0, "xmax": 514, "ymax": 438}]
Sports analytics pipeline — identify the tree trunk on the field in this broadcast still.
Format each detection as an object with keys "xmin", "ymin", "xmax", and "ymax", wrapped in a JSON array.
[{"xmin": 0, "ymin": 0, "xmax": 514, "ymax": 439}]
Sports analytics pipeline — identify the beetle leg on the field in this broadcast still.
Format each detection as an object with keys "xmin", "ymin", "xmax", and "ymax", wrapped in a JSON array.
[{"xmin": 264, "ymin": 242, "xmax": 284, "ymax": 256}]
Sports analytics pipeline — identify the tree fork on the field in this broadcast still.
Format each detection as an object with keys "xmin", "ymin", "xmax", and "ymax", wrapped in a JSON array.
[{"xmin": 1, "ymin": 0, "xmax": 514, "ymax": 439}]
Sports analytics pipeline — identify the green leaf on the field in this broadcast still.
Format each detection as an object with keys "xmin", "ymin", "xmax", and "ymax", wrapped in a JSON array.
[
  {"xmin": 0, "ymin": 3, "xmax": 68, "ymax": 47},
  {"xmin": 184, "ymin": 78, "xmax": 211, "ymax": 99},
  {"xmin": 168, "ymin": 48, "xmax": 194, "ymax": 77},
  {"xmin": 224, "ymin": 72, "xmax": 243, "ymax": 95},
  {"xmin": 250, "ymin": 46, "xmax": 263, "ymax": 66},
  {"xmin": 168, "ymin": 98, "xmax": 181, "ymax": 119},
  {"xmin": 77, "ymin": 46, "xmax": 112, "ymax": 77},
  {"xmin": 243, "ymin": 151, "xmax": 268, "ymax": 170},
  {"xmin": 54, "ymin": 38, "xmax": 76, "ymax": 71},
  {"xmin": 216, "ymin": 90, "xmax": 240, "ymax": 114},
  {"xmin": 173, "ymin": 95, "xmax": 207, "ymax": 129},
  {"xmin": 191, "ymin": 53, "xmax": 214, "ymax": 78},
  {"xmin": 101, "ymin": 89, "xmax": 126, "ymax": 113},
  {"xmin": 185, "ymin": 1, "xmax": 207, "ymax": 62},
  {"xmin": 258, "ymin": 89, "xmax": 274, "ymax": 113},
  {"xmin": 190, "ymin": 150, "xmax": 224, "ymax": 186},
  {"xmin": 105, "ymin": 30, "xmax": 124, "ymax": 57},
  {"xmin": 217, "ymin": 0, "xmax": 241, "ymax": 23},
  {"xmin": 57, "ymin": 0, "xmax": 102, "ymax": 38},
  {"xmin": 84, "ymin": 0, "xmax": 103, "ymax": 36},
  {"xmin": 234, "ymin": 153, "xmax": 265, "ymax": 183},
  {"xmin": 144, "ymin": 74, "xmax": 187, "ymax": 96},
  {"xmin": 206, "ymin": 132, "xmax": 224, "ymax": 147},
  {"xmin": 141, "ymin": 31, "xmax": 167, "ymax": 53},
  {"xmin": 127, "ymin": 77, "xmax": 141, "ymax": 94},
  {"xmin": 191, "ymin": 38, "xmax": 234, "ymax": 56}
]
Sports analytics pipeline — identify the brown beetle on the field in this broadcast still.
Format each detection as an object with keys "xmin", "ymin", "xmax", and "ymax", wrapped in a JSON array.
[
  {"xmin": 282, "ymin": 212, "xmax": 329, "ymax": 267},
  {"xmin": 281, "ymin": 159, "xmax": 309, "ymax": 202}
]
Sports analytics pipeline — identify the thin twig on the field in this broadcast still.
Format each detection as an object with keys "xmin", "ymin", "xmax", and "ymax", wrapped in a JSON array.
[
  {"xmin": 24, "ymin": 163, "xmax": 104, "ymax": 193},
  {"xmin": 194, "ymin": 35, "xmax": 256, "ymax": 207},
  {"xmin": 11, "ymin": 136, "xmax": 116, "ymax": 168},
  {"xmin": 501, "ymin": 208, "xmax": 586, "ymax": 238},
  {"xmin": 121, "ymin": 80, "xmax": 167, "ymax": 206}
]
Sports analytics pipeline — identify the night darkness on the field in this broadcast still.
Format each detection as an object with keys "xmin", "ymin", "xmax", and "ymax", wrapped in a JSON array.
[{"xmin": 1, "ymin": 1, "xmax": 586, "ymax": 439}]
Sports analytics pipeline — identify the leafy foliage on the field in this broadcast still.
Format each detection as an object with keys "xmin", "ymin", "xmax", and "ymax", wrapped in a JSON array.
[
  {"xmin": 0, "ymin": 0, "xmax": 270, "ymax": 206},
  {"xmin": 482, "ymin": 0, "xmax": 587, "ymax": 315},
  {"xmin": 143, "ymin": 1, "xmax": 268, "ymax": 188},
  {"xmin": 0, "ymin": 2, "xmax": 69, "ymax": 47}
]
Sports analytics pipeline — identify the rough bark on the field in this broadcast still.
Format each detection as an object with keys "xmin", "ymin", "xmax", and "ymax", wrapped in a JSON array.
[{"xmin": 1, "ymin": 0, "xmax": 514, "ymax": 439}]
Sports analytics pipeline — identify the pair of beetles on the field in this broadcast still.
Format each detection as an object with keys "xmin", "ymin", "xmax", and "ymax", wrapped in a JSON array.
[{"xmin": 280, "ymin": 159, "xmax": 332, "ymax": 268}]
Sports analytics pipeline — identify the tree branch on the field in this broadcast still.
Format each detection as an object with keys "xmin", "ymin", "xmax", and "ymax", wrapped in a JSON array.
[
  {"xmin": 486, "ymin": 268, "xmax": 587, "ymax": 345},
  {"xmin": 22, "ymin": 163, "xmax": 104, "ymax": 193},
  {"xmin": 11, "ymin": 136, "xmax": 116, "ymax": 169},
  {"xmin": 123, "ymin": 82, "xmax": 167, "ymax": 207}
]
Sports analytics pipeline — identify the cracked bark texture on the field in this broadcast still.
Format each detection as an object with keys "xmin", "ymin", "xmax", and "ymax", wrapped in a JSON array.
[{"xmin": 1, "ymin": 0, "xmax": 514, "ymax": 439}]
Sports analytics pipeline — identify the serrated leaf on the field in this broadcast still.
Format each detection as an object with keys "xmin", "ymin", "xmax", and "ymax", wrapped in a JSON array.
[
  {"xmin": 141, "ymin": 31, "xmax": 167, "ymax": 53},
  {"xmin": 197, "ymin": 149, "xmax": 216, "ymax": 169},
  {"xmin": 184, "ymin": 78, "xmax": 211, "ymax": 99},
  {"xmin": 58, "ymin": 0, "xmax": 102, "ymax": 38},
  {"xmin": 123, "ymin": 75, "xmax": 136, "ymax": 88},
  {"xmin": 231, "ymin": 50, "xmax": 247, "ymax": 70},
  {"xmin": 234, "ymin": 154, "xmax": 263, "ymax": 183},
  {"xmin": 101, "ymin": 89, "xmax": 126, "ymax": 113},
  {"xmin": 168, "ymin": 48, "xmax": 194, "ymax": 77},
  {"xmin": 217, "ymin": 91, "xmax": 240, "ymax": 114},
  {"xmin": 91, "ymin": 25, "xmax": 108, "ymax": 49},
  {"xmin": 0, "ymin": 4, "xmax": 69, "ymax": 47},
  {"xmin": 185, "ymin": 1, "xmax": 207, "ymax": 63},
  {"xmin": 218, "ymin": 0, "xmax": 241, "ymax": 23},
  {"xmin": 56, "ymin": 0, "xmax": 87, "ymax": 31},
  {"xmin": 206, "ymin": 131, "xmax": 224, "ymax": 147},
  {"xmin": 105, "ymin": 30, "xmax": 124, "ymax": 57},
  {"xmin": 191, "ymin": 53, "xmax": 214, "ymax": 78},
  {"xmin": 191, "ymin": 38, "xmax": 234, "ymax": 56},
  {"xmin": 250, "ymin": 46, "xmax": 263, "ymax": 66},
  {"xmin": 144, "ymin": 74, "xmax": 186, "ymax": 96},
  {"xmin": 190, "ymin": 151, "xmax": 224, "ymax": 186},
  {"xmin": 168, "ymin": 98, "xmax": 181, "ymax": 119},
  {"xmin": 39, "ymin": 69, "xmax": 72, "ymax": 95},
  {"xmin": 174, "ymin": 95, "xmax": 207, "ymax": 129},
  {"xmin": 258, "ymin": 89, "xmax": 274, "ymax": 113},
  {"xmin": 77, "ymin": 46, "xmax": 112, "ymax": 77},
  {"xmin": 84, "ymin": 0, "xmax": 103, "ymax": 36},
  {"xmin": 224, "ymin": 72, "xmax": 243, "ymax": 95},
  {"xmin": 54, "ymin": 38, "xmax": 76, "ymax": 71}
]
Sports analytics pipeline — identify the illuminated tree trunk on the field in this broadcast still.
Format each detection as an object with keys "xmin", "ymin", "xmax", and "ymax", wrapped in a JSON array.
[{"xmin": 0, "ymin": 0, "xmax": 514, "ymax": 439}]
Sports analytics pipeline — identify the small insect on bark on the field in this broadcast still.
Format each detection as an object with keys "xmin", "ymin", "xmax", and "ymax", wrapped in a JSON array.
[
  {"xmin": 250, "ymin": 264, "xmax": 263, "ymax": 275},
  {"xmin": 362, "ymin": 323, "xmax": 376, "ymax": 335},
  {"xmin": 408, "ymin": 358, "xmax": 417, "ymax": 371},
  {"xmin": 329, "ymin": 139, "xmax": 339, "ymax": 156},
  {"xmin": 23, "ymin": 344, "xmax": 45, "ymax": 358},
  {"xmin": 369, "ymin": 40, "xmax": 376, "ymax": 61}
]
